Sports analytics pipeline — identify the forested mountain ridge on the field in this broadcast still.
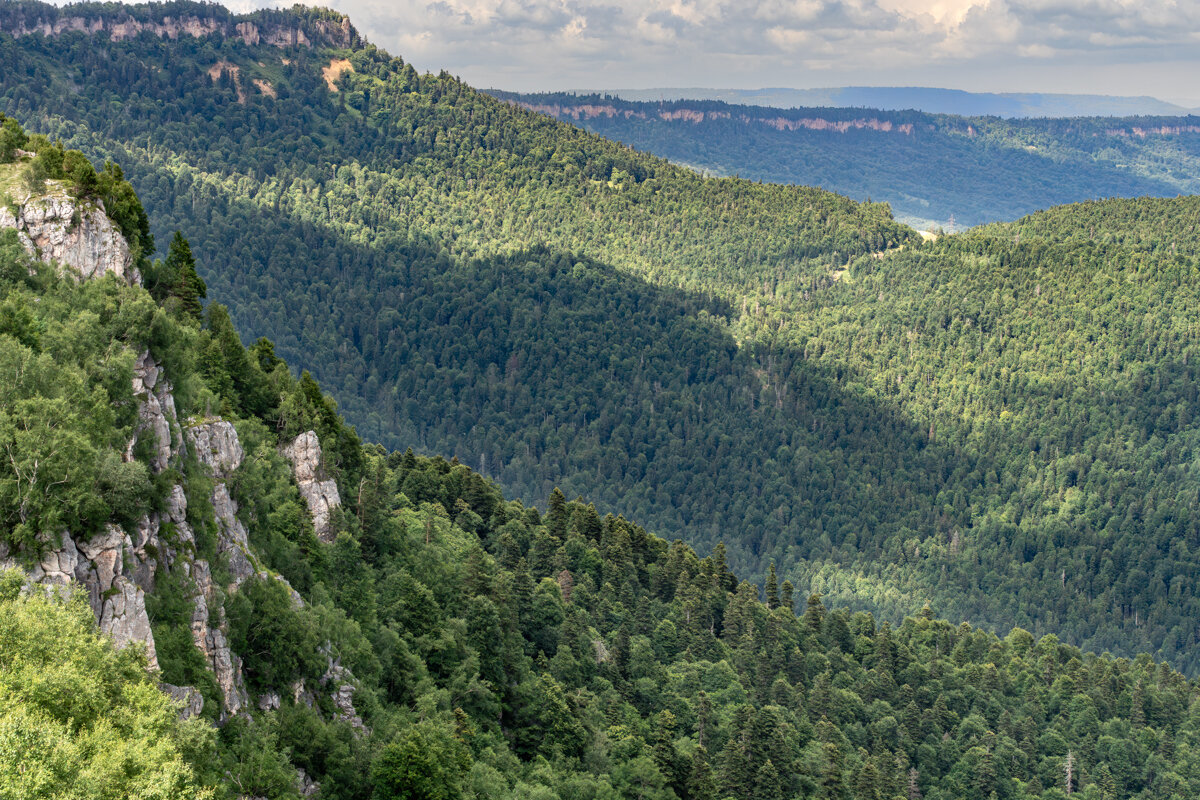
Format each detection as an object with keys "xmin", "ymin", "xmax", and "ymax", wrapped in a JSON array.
[
  {"xmin": 5, "ymin": 118, "xmax": 1200, "ymax": 800},
  {"xmin": 594, "ymin": 87, "xmax": 1197, "ymax": 119},
  {"xmin": 491, "ymin": 90, "xmax": 1200, "ymax": 229},
  {"xmin": 0, "ymin": 6, "xmax": 915, "ymax": 573},
  {"xmin": 6, "ymin": 0, "xmax": 1200, "ymax": 679}
]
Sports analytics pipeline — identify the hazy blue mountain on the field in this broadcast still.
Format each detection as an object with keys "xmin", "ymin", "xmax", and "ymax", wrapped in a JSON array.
[
  {"xmin": 589, "ymin": 86, "xmax": 1197, "ymax": 118},
  {"xmin": 495, "ymin": 91, "xmax": 1200, "ymax": 228}
]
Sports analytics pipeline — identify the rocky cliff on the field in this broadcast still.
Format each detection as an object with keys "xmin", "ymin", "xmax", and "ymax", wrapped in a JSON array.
[
  {"xmin": 0, "ymin": 186, "xmax": 139, "ymax": 284},
  {"xmin": 0, "ymin": 183, "xmax": 361, "ymax": 729},
  {"xmin": 281, "ymin": 430, "xmax": 341, "ymax": 542},
  {"xmin": 507, "ymin": 99, "xmax": 916, "ymax": 136},
  {"xmin": 0, "ymin": 3, "xmax": 359, "ymax": 49}
]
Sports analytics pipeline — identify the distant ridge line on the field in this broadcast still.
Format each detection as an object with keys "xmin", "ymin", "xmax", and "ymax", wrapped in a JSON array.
[{"xmin": 563, "ymin": 86, "xmax": 1198, "ymax": 119}]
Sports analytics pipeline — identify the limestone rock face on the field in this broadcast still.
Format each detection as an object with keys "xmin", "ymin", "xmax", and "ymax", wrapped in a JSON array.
[
  {"xmin": 20, "ymin": 524, "xmax": 161, "ymax": 671},
  {"xmin": 281, "ymin": 431, "xmax": 341, "ymax": 541},
  {"xmin": 128, "ymin": 351, "xmax": 184, "ymax": 472},
  {"xmin": 18, "ymin": 534, "xmax": 80, "ymax": 586},
  {"xmin": 0, "ymin": 190, "xmax": 138, "ymax": 284},
  {"xmin": 322, "ymin": 652, "xmax": 366, "ymax": 734},
  {"xmin": 190, "ymin": 559, "xmax": 249, "ymax": 718},
  {"xmin": 98, "ymin": 577, "xmax": 157, "ymax": 665},
  {"xmin": 162, "ymin": 683, "xmax": 205, "ymax": 720},
  {"xmin": 185, "ymin": 420, "xmax": 244, "ymax": 478},
  {"xmin": 212, "ymin": 483, "xmax": 257, "ymax": 591},
  {"xmin": 297, "ymin": 768, "xmax": 320, "ymax": 798},
  {"xmin": 1, "ymin": 12, "xmax": 358, "ymax": 49}
]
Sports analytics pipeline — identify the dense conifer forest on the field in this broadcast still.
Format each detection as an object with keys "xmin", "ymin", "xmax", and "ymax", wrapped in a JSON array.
[
  {"xmin": 3, "ymin": 1, "xmax": 1200, "ymax": 683},
  {"xmin": 3, "ymin": 116, "xmax": 1200, "ymax": 799},
  {"xmin": 491, "ymin": 91, "xmax": 1200, "ymax": 229}
]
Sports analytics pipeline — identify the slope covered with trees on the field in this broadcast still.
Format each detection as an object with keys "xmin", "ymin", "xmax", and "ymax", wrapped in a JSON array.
[
  {"xmin": 2, "ymin": 123, "xmax": 1200, "ymax": 799},
  {"xmin": 0, "ymin": 571, "xmax": 212, "ymax": 799},
  {"xmin": 493, "ymin": 91, "xmax": 1200, "ymax": 229},
  {"xmin": 4, "ymin": 3, "xmax": 1200, "ymax": 677}
]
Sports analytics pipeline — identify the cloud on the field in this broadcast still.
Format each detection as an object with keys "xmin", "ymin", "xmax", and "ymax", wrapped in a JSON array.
[{"xmin": 208, "ymin": 0, "xmax": 1200, "ymax": 97}]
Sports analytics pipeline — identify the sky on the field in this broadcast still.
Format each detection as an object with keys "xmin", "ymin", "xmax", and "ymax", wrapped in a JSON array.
[{"xmin": 232, "ymin": 0, "xmax": 1200, "ymax": 102}]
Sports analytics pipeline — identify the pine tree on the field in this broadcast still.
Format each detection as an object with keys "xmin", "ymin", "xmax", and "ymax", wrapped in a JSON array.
[
  {"xmin": 805, "ymin": 593, "xmax": 826, "ymax": 633},
  {"xmin": 780, "ymin": 580, "xmax": 795, "ymax": 613},
  {"xmin": 754, "ymin": 758, "xmax": 783, "ymax": 800},
  {"xmin": 546, "ymin": 487, "xmax": 568, "ymax": 542},
  {"xmin": 1095, "ymin": 763, "xmax": 1116, "ymax": 800},
  {"xmin": 688, "ymin": 745, "xmax": 717, "ymax": 800},
  {"xmin": 164, "ymin": 231, "xmax": 206, "ymax": 320},
  {"xmin": 695, "ymin": 690, "xmax": 713, "ymax": 748},
  {"xmin": 765, "ymin": 561, "xmax": 779, "ymax": 609}
]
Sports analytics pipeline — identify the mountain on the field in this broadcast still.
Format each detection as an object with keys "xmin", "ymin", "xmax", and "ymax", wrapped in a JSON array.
[
  {"xmin": 5, "ymin": 0, "xmax": 1200, "ymax": 679},
  {"xmin": 491, "ymin": 91, "xmax": 1200, "ymax": 229},
  {"xmin": 4, "ymin": 115, "xmax": 1200, "ymax": 800},
  {"xmin": 595, "ymin": 87, "xmax": 1197, "ymax": 119}
]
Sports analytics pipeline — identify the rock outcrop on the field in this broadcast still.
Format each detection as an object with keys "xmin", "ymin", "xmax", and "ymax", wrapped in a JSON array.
[
  {"xmin": 212, "ymin": 483, "xmax": 257, "ymax": 590},
  {"xmin": 0, "ymin": 9, "xmax": 359, "ymax": 49},
  {"xmin": 0, "ymin": 185, "xmax": 164, "ymax": 671},
  {"xmin": 281, "ymin": 431, "xmax": 341, "ymax": 541},
  {"xmin": 0, "ymin": 525, "xmax": 159, "ymax": 671},
  {"xmin": 127, "ymin": 350, "xmax": 185, "ymax": 472},
  {"xmin": 163, "ymin": 683, "xmax": 205, "ymax": 720},
  {"xmin": 0, "ymin": 189, "xmax": 138, "ymax": 284},
  {"xmin": 0, "ymin": 185, "xmax": 357, "ymax": 727},
  {"xmin": 321, "ymin": 648, "xmax": 366, "ymax": 734},
  {"xmin": 185, "ymin": 419, "xmax": 244, "ymax": 479},
  {"xmin": 189, "ymin": 559, "xmax": 249, "ymax": 718}
]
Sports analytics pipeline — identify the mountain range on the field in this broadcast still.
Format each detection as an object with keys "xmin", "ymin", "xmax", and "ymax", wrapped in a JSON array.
[
  {"xmin": 3, "ymin": 3, "xmax": 1200, "ymax": 796},
  {"xmin": 584, "ymin": 87, "xmax": 1198, "ymax": 119},
  {"xmin": 491, "ymin": 91, "xmax": 1200, "ymax": 229}
]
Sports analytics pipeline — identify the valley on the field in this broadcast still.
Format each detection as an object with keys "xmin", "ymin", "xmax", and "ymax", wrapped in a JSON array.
[
  {"xmin": 493, "ymin": 91, "xmax": 1200, "ymax": 230},
  {"xmin": 1, "ymin": 2, "xmax": 1200, "ymax": 797}
]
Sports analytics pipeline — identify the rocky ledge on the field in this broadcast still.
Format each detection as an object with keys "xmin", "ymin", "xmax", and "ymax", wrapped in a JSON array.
[{"xmin": 0, "ymin": 189, "xmax": 138, "ymax": 284}]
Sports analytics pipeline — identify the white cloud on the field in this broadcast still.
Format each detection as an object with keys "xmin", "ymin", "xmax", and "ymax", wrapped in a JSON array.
[{"xmin": 181, "ymin": 0, "xmax": 1200, "ymax": 96}]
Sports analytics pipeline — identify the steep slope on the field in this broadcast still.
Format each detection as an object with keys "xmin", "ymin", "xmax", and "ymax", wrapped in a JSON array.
[
  {"xmin": 6, "ymin": 1, "xmax": 1200, "ymax": 677},
  {"xmin": 493, "ymin": 91, "xmax": 1200, "ymax": 228},
  {"xmin": 4, "ymin": 122, "xmax": 1200, "ymax": 800},
  {"xmin": 0, "ymin": 572, "xmax": 210, "ymax": 798},
  {"xmin": 0, "ymin": 7, "xmax": 919, "ymax": 572}
]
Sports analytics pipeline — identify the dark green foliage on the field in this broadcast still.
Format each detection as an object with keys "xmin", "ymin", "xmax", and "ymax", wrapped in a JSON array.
[
  {"xmin": 0, "ymin": 114, "xmax": 27, "ymax": 161},
  {"xmin": 147, "ymin": 231, "xmax": 206, "ymax": 320},
  {"xmin": 492, "ymin": 92, "xmax": 1200, "ymax": 229},
  {"xmin": 226, "ymin": 575, "xmax": 322, "ymax": 694}
]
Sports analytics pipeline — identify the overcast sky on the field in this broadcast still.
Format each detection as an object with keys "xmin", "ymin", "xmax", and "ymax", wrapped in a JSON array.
[{"xmin": 231, "ymin": 0, "xmax": 1200, "ymax": 102}]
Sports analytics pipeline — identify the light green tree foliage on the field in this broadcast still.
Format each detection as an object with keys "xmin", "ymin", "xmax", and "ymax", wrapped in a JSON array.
[
  {"xmin": 0, "ymin": 228, "xmax": 166, "ymax": 552},
  {"xmin": 0, "ymin": 570, "xmax": 211, "ymax": 799}
]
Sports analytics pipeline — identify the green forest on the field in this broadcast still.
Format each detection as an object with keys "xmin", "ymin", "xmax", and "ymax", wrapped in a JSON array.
[
  {"xmin": 3, "ymin": 0, "xmax": 1200, "ymax": 684},
  {"xmin": 3, "ymin": 117, "xmax": 1200, "ymax": 799},
  {"xmin": 491, "ymin": 91, "xmax": 1200, "ymax": 229}
]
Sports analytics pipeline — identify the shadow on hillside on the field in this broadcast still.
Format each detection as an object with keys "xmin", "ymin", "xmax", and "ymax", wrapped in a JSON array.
[{"xmin": 126, "ymin": 166, "xmax": 971, "ymax": 591}]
